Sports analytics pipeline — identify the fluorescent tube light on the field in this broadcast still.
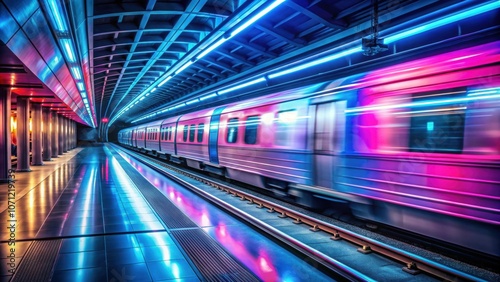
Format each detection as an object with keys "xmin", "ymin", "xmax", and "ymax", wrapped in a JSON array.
[
  {"xmin": 197, "ymin": 38, "xmax": 228, "ymax": 60},
  {"xmin": 200, "ymin": 93, "xmax": 217, "ymax": 101},
  {"xmin": 77, "ymin": 82, "xmax": 84, "ymax": 91},
  {"xmin": 158, "ymin": 76, "xmax": 172, "ymax": 87},
  {"xmin": 70, "ymin": 67, "xmax": 82, "ymax": 79},
  {"xmin": 60, "ymin": 39, "xmax": 76, "ymax": 62},
  {"xmin": 48, "ymin": 0, "xmax": 67, "ymax": 32},
  {"xmin": 385, "ymin": 1, "xmax": 500, "ymax": 44},
  {"xmin": 218, "ymin": 77, "xmax": 266, "ymax": 95},
  {"xmin": 186, "ymin": 99, "xmax": 199, "ymax": 105},
  {"xmin": 175, "ymin": 61, "xmax": 193, "ymax": 75},
  {"xmin": 269, "ymin": 47, "xmax": 361, "ymax": 79},
  {"xmin": 231, "ymin": 0, "xmax": 286, "ymax": 37}
]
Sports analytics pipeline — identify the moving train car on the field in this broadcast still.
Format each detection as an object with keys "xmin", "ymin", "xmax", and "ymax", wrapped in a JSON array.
[{"xmin": 118, "ymin": 41, "xmax": 500, "ymax": 256}]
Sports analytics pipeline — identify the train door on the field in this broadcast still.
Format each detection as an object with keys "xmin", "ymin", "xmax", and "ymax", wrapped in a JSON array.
[
  {"xmin": 132, "ymin": 130, "xmax": 136, "ymax": 147},
  {"xmin": 311, "ymin": 101, "xmax": 346, "ymax": 188}
]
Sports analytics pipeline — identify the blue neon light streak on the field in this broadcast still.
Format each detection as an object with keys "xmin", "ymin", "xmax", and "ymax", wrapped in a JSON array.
[
  {"xmin": 200, "ymin": 93, "xmax": 217, "ymax": 101},
  {"xmin": 48, "ymin": 0, "xmax": 67, "ymax": 32},
  {"xmin": 218, "ymin": 77, "xmax": 266, "ymax": 95},
  {"xmin": 77, "ymin": 82, "xmax": 84, "ymax": 91},
  {"xmin": 175, "ymin": 61, "xmax": 193, "ymax": 75},
  {"xmin": 186, "ymin": 99, "xmax": 199, "ymax": 105},
  {"xmin": 71, "ymin": 67, "xmax": 82, "ymax": 79},
  {"xmin": 158, "ymin": 76, "xmax": 172, "ymax": 87},
  {"xmin": 81, "ymin": 92, "xmax": 87, "ymax": 98},
  {"xmin": 346, "ymin": 89, "xmax": 500, "ymax": 113},
  {"xmin": 269, "ymin": 47, "xmax": 362, "ymax": 79},
  {"xmin": 231, "ymin": 0, "xmax": 286, "ymax": 37},
  {"xmin": 385, "ymin": 1, "xmax": 500, "ymax": 44},
  {"xmin": 197, "ymin": 38, "xmax": 228, "ymax": 60},
  {"xmin": 60, "ymin": 39, "xmax": 76, "ymax": 62}
]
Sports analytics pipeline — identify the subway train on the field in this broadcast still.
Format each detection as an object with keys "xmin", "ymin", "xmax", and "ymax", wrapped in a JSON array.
[{"xmin": 118, "ymin": 41, "xmax": 500, "ymax": 256}]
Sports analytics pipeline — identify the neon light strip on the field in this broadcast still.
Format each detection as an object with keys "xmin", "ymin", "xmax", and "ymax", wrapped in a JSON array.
[
  {"xmin": 218, "ymin": 77, "xmax": 266, "ymax": 95},
  {"xmin": 158, "ymin": 76, "xmax": 172, "ymax": 87},
  {"xmin": 346, "ymin": 90, "xmax": 500, "ymax": 113},
  {"xmin": 385, "ymin": 1, "xmax": 500, "ymax": 44},
  {"xmin": 231, "ymin": 0, "xmax": 286, "ymax": 37},
  {"xmin": 200, "ymin": 93, "xmax": 217, "ymax": 101},
  {"xmin": 196, "ymin": 38, "xmax": 228, "ymax": 60},
  {"xmin": 48, "ymin": 0, "xmax": 67, "ymax": 32},
  {"xmin": 61, "ymin": 39, "xmax": 76, "ymax": 62},
  {"xmin": 175, "ymin": 61, "xmax": 193, "ymax": 75},
  {"xmin": 70, "ymin": 67, "xmax": 82, "ymax": 79},
  {"xmin": 269, "ymin": 47, "xmax": 362, "ymax": 79}
]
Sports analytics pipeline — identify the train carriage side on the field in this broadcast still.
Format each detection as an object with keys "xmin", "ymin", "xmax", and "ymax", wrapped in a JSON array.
[
  {"xmin": 175, "ymin": 109, "xmax": 213, "ymax": 169},
  {"xmin": 216, "ymin": 90, "xmax": 315, "ymax": 192},
  {"xmin": 135, "ymin": 126, "xmax": 147, "ymax": 150},
  {"xmin": 337, "ymin": 41, "xmax": 500, "ymax": 256},
  {"xmin": 144, "ymin": 120, "xmax": 162, "ymax": 153},
  {"xmin": 158, "ymin": 116, "xmax": 181, "ymax": 158}
]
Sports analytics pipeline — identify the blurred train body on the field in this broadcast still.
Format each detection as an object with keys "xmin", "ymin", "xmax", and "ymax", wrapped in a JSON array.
[{"xmin": 119, "ymin": 41, "xmax": 500, "ymax": 256}]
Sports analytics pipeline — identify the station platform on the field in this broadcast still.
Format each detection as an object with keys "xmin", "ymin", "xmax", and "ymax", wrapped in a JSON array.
[{"xmin": 0, "ymin": 144, "xmax": 332, "ymax": 281}]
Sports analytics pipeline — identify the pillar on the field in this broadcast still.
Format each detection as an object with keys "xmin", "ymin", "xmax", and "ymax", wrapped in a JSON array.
[
  {"xmin": 66, "ymin": 118, "xmax": 70, "ymax": 151},
  {"xmin": 42, "ymin": 108, "xmax": 52, "ymax": 161},
  {"xmin": 63, "ymin": 117, "xmax": 68, "ymax": 152},
  {"xmin": 0, "ymin": 88, "xmax": 11, "ymax": 182},
  {"xmin": 31, "ymin": 103, "xmax": 43, "ymax": 165},
  {"xmin": 51, "ymin": 111, "xmax": 59, "ymax": 158},
  {"xmin": 16, "ymin": 97, "xmax": 30, "ymax": 172},
  {"xmin": 58, "ymin": 115, "xmax": 64, "ymax": 154}
]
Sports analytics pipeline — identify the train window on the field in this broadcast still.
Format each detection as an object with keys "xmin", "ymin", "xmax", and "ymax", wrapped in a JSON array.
[
  {"xmin": 227, "ymin": 118, "xmax": 239, "ymax": 143},
  {"xmin": 276, "ymin": 110, "xmax": 297, "ymax": 146},
  {"xmin": 183, "ymin": 126, "xmax": 188, "ymax": 142},
  {"xmin": 244, "ymin": 116, "xmax": 259, "ymax": 144},
  {"xmin": 189, "ymin": 124, "xmax": 196, "ymax": 142},
  {"xmin": 169, "ymin": 126, "xmax": 173, "ymax": 140},
  {"xmin": 197, "ymin": 123, "xmax": 204, "ymax": 142},
  {"xmin": 408, "ymin": 90, "xmax": 466, "ymax": 153}
]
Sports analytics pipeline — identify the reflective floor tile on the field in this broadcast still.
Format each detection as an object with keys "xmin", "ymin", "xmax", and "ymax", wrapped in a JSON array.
[
  {"xmin": 107, "ymin": 262, "xmax": 152, "ymax": 282},
  {"xmin": 147, "ymin": 259, "xmax": 198, "ymax": 281},
  {"xmin": 54, "ymin": 250, "xmax": 106, "ymax": 270},
  {"xmin": 135, "ymin": 232, "xmax": 175, "ymax": 248},
  {"xmin": 105, "ymin": 234, "xmax": 141, "ymax": 250},
  {"xmin": 51, "ymin": 266, "xmax": 107, "ymax": 281},
  {"xmin": 106, "ymin": 247, "xmax": 145, "ymax": 267},
  {"xmin": 132, "ymin": 222, "xmax": 164, "ymax": 232},
  {"xmin": 105, "ymin": 223, "xmax": 134, "ymax": 233},
  {"xmin": 141, "ymin": 245, "xmax": 185, "ymax": 262},
  {"xmin": 60, "ymin": 236, "xmax": 105, "ymax": 253}
]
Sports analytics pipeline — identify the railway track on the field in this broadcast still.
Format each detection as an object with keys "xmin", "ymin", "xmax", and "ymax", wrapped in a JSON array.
[{"xmin": 112, "ymin": 144, "xmax": 497, "ymax": 281}]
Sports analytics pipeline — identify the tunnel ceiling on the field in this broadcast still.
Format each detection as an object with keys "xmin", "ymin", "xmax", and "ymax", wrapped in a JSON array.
[{"xmin": 88, "ymin": 0, "xmax": 429, "ymax": 126}]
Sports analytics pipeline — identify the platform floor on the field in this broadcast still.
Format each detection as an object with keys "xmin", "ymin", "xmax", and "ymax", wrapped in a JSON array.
[
  {"xmin": 0, "ymin": 144, "xmax": 333, "ymax": 282},
  {"xmin": 0, "ymin": 145, "xmax": 202, "ymax": 281}
]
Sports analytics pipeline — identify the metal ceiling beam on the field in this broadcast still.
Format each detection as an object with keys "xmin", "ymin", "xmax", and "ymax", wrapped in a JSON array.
[{"xmin": 286, "ymin": 0, "xmax": 348, "ymax": 30}]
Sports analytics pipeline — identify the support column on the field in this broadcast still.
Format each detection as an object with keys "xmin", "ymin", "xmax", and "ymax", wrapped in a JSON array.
[
  {"xmin": 16, "ymin": 97, "xmax": 31, "ymax": 172},
  {"xmin": 0, "ymin": 88, "xmax": 11, "ymax": 182},
  {"xmin": 66, "ymin": 118, "xmax": 70, "ymax": 151},
  {"xmin": 58, "ymin": 115, "xmax": 64, "ymax": 155},
  {"xmin": 71, "ymin": 121, "xmax": 76, "ymax": 148},
  {"xmin": 31, "ymin": 103, "xmax": 43, "ymax": 165},
  {"xmin": 42, "ymin": 108, "xmax": 52, "ymax": 161},
  {"xmin": 63, "ymin": 117, "xmax": 68, "ymax": 152},
  {"xmin": 51, "ymin": 111, "xmax": 58, "ymax": 158}
]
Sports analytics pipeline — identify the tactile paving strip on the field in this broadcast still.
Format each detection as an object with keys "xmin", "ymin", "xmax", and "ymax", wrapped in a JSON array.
[
  {"xmin": 11, "ymin": 240, "xmax": 62, "ymax": 282},
  {"xmin": 172, "ymin": 228, "xmax": 259, "ymax": 282}
]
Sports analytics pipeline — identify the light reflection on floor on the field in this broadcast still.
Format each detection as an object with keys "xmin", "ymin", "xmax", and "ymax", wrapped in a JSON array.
[{"xmin": 120, "ymin": 151, "xmax": 334, "ymax": 281}]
